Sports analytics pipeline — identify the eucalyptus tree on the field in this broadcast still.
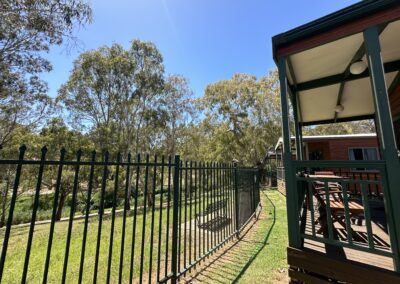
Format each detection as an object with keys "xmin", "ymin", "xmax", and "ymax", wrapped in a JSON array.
[
  {"xmin": 160, "ymin": 75, "xmax": 196, "ymax": 157},
  {"xmin": 58, "ymin": 40, "xmax": 165, "ymax": 154},
  {"xmin": 200, "ymin": 70, "xmax": 282, "ymax": 166},
  {"xmin": 0, "ymin": 0, "xmax": 92, "ymax": 148}
]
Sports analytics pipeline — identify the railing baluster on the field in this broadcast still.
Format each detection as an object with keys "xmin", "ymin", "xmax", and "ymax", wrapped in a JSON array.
[
  {"xmin": 0, "ymin": 145, "xmax": 26, "ymax": 282},
  {"xmin": 184, "ymin": 161, "xmax": 188, "ymax": 269},
  {"xmin": 78, "ymin": 151, "xmax": 96, "ymax": 284},
  {"xmin": 203, "ymin": 162, "xmax": 206, "ymax": 256},
  {"xmin": 157, "ymin": 156, "xmax": 165, "ymax": 282},
  {"xmin": 361, "ymin": 183, "xmax": 375, "ymax": 249},
  {"xmin": 106, "ymin": 153, "xmax": 121, "ymax": 283},
  {"xmin": 139, "ymin": 154, "xmax": 150, "ymax": 283},
  {"xmin": 341, "ymin": 181, "xmax": 353, "ymax": 245},
  {"xmin": 178, "ymin": 160, "xmax": 183, "ymax": 271},
  {"xmin": 61, "ymin": 149, "xmax": 81, "ymax": 284},
  {"xmin": 148, "ymin": 155, "xmax": 157, "ymax": 283},
  {"xmin": 43, "ymin": 148, "xmax": 65, "ymax": 283},
  {"xmin": 217, "ymin": 163, "xmax": 221, "ymax": 245},
  {"xmin": 208, "ymin": 163, "xmax": 211, "ymax": 251},
  {"xmin": 189, "ymin": 161, "xmax": 193, "ymax": 269},
  {"xmin": 212, "ymin": 162, "xmax": 216, "ymax": 249},
  {"xmin": 164, "ymin": 156, "xmax": 172, "ymax": 277},
  {"xmin": 22, "ymin": 146, "xmax": 47, "ymax": 283},
  {"xmin": 307, "ymin": 182, "xmax": 316, "ymax": 237},
  {"xmin": 224, "ymin": 164, "xmax": 228, "ymax": 240},
  {"xmin": 171, "ymin": 155, "xmax": 180, "ymax": 284},
  {"xmin": 324, "ymin": 181, "xmax": 334, "ymax": 241},
  {"xmin": 129, "ymin": 154, "xmax": 141, "ymax": 284},
  {"xmin": 234, "ymin": 163, "xmax": 239, "ymax": 237},
  {"xmin": 119, "ymin": 153, "xmax": 131, "ymax": 284},
  {"xmin": 194, "ymin": 161, "xmax": 197, "ymax": 265},
  {"xmin": 229, "ymin": 164, "xmax": 234, "ymax": 237},
  {"xmin": 93, "ymin": 151, "xmax": 109, "ymax": 284}
]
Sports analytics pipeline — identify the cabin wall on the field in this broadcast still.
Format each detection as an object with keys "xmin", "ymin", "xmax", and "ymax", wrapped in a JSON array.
[
  {"xmin": 306, "ymin": 138, "xmax": 379, "ymax": 160},
  {"xmin": 390, "ymin": 83, "xmax": 400, "ymax": 119}
]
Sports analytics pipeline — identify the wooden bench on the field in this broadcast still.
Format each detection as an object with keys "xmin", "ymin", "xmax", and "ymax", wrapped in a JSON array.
[{"xmin": 196, "ymin": 199, "xmax": 227, "ymax": 227}]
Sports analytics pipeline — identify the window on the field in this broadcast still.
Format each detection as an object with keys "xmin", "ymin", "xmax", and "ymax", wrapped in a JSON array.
[
  {"xmin": 348, "ymin": 147, "xmax": 379, "ymax": 171},
  {"xmin": 348, "ymin": 147, "xmax": 379, "ymax": 161}
]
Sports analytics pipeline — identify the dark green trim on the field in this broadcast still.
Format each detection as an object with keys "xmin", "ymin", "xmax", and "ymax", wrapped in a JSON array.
[
  {"xmin": 364, "ymin": 26, "xmax": 400, "ymax": 272},
  {"xmin": 278, "ymin": 57, "xmax": 301, "ymax": 248},
  {"xmin": 295, "ymin": 59, "xmax": 400, "ymax": 92},
  {"xmin": 272, "ymin": 0, "xmax": 399, "ymax": 60},
  {"xmin": 302, "ymin": 114, "xmax": 375, "ymax": 127}
]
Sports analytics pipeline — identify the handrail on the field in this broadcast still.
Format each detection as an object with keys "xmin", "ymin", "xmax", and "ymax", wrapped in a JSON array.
[{"xmin": 292, "ymin": 159, "xmax": 386, "ymax": 169}]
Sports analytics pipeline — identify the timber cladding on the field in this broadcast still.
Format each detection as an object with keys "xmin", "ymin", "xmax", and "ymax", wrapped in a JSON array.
[
  {"xmin": 390, "ymin": 83, "xmax": 400, "ymax": 119},
  {"xmin": 306, "ymin": 137, "xmax": 379, "ymax": 161}
]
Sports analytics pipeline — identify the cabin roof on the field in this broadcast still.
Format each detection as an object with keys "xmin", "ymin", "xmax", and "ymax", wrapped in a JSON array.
[{"xmin": 271, "ymin": 0, "xmax": 400, "ymax": 126}]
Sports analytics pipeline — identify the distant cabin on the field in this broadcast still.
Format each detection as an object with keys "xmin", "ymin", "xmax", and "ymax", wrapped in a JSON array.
[{"xmin": 275, "ymin": 133, "xmax": 379, "ymax": 161}]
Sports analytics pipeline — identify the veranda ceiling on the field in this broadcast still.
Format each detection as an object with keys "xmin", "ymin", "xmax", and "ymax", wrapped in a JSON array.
[{"xmin": 285, "ymin": 19, "xmax": 400, "ymax": 125}]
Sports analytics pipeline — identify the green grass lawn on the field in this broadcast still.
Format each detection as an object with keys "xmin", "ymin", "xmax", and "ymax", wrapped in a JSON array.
[
  {"xmin": 0, "ymin": 206, "xmax": 176, "ymax": 283},
  {"xmin": 183, "ymin": 188, "xmax": 288, "ymax": 284},
  {"xmin": 236, "ymin": 189, "xmax": 288, "ymax": 283},
  {"xmin": 0, "ymin": 189, "xmax": 283, "ymax": 283},
  {"xmin": 0, "ymin": 193, "xmax": 229, "ymax": 283}
]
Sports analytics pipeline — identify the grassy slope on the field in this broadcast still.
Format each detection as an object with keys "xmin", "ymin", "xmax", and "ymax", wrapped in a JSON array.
[
  {"xmin": 1, "ymin": 190, "xmax": 288, "ymax": 283},
  {"xmin": 0, "ymin": 207, "xmax": 174, "ymax": 283},
  {"xmin": 236, "ymin": 189, "xmax": 288, "ymax": 283},
  {"xmin": 183, "ymin": 189, "xmax": 288, "ymax": 283}
]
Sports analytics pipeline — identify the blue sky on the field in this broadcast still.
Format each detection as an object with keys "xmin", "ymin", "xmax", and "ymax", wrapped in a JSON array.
[{"xmin": 43, "ymin": 0, "xmax": 359, "ymax": 98}]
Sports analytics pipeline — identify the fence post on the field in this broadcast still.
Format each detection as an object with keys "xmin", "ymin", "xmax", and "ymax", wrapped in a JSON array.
[
  {"xmin": 171, "ymin": 155, "xmax": 180, "ymax": 284},
  {"xmin": 234, "ymin": 163, "xmax": 239, "ymax": 238}
]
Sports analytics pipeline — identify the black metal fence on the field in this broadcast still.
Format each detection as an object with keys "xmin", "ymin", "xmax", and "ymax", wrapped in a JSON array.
[{"xmin": 0, "ymin": 146, "xmax": 261, "ymax": 283}]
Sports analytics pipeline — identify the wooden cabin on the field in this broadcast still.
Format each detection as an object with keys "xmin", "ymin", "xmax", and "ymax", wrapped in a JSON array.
[
  {"xmin": 272, "ymin": 0, "xmax": 400, "ymax": 282},
  {"xmin": 275, "ymin": 134, "xmax": 380, "ymax": 161}
]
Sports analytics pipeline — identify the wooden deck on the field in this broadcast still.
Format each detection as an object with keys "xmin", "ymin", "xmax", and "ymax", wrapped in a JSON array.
[
  {"xmin": 288, "ymin": 197, "xmax": 400, "ymax": 283},
  {"xmin": 301, "ymin": 197, "xmax": 394, "ymax": 270}
]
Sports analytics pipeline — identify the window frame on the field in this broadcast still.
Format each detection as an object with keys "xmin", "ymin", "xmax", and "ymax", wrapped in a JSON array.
[{"xmin": 348, "ymin": 146, "xmax": 380, "ymax": 172}]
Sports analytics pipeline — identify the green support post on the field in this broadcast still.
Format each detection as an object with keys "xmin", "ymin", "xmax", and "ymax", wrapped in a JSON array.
[
  {"xmin": 364, "ymin": 26, "xmax": 400, "ymax": 272},
  {"xmin": 278, "ymin": 57, "xmax": 301, "ymax": 248},
  {"xmin": 292, "ymin": 89, "xmax": 303, "ymax": 160}
]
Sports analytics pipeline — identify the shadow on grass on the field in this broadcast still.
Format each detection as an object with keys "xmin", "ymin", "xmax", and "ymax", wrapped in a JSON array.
[
  {"xmin": 184, "ymin": 189, "xmax": 277, "ymax": 283},
  {"xmin": 231, "ymin": 190, "xmax": 276, "ymax": 283}
]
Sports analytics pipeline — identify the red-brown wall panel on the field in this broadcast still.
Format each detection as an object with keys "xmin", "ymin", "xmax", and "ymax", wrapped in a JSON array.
[{"xmin": 306, "ymin": 137, "xmax": 379, "ymax": 160}]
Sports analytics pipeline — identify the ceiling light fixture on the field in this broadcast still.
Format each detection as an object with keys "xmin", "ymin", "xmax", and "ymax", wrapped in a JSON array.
[{"xmin": 350, "ymin": 60, "xmax": 367, "ymax": 75}]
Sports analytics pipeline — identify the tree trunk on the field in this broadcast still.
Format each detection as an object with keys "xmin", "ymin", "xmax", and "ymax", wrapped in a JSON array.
[
  {"xmin": 56, "ymin": 191, "xmax": 67, "ymax": 221},
  {"xmin": 0, "ymin": 169, "xmax": 11, "ymax": 228}
]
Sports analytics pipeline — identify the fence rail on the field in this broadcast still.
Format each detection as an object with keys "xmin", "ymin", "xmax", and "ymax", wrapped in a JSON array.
[{"xmin": 0, "ymin": 146, "xmax": 260, "ymax": 283}]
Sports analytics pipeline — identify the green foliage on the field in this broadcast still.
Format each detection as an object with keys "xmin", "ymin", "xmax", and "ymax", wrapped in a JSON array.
[
  {"xmin": 187, "ymin": 71, "xmax": 282, "ymax": 165},
  {"xmin": 0, "ymin": 0, "xmax": 92, "ymax": 147},
  {"xmin": 58, "ymin": 40, "xmax": 166, "ymax": 154},
  {"xmin": 303, "ymin": 120, "xmax": 375, "ymax": 136}
]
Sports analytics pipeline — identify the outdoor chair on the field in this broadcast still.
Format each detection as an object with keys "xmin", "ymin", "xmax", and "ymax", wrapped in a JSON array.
[{"xmin": 310, "ymin": 175, "xmax": 365, "ymax": 239}]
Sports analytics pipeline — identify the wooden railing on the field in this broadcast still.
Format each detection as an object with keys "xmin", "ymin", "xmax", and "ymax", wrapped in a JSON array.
[{"xmin": 290, "ymin": 160, "xmax": 399, "ymax": 264}]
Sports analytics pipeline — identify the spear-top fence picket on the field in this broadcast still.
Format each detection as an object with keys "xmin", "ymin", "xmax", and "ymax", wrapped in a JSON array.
[{"xmin": 0, "ymin": 146, "xmax": 261, "ymax": 283}]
